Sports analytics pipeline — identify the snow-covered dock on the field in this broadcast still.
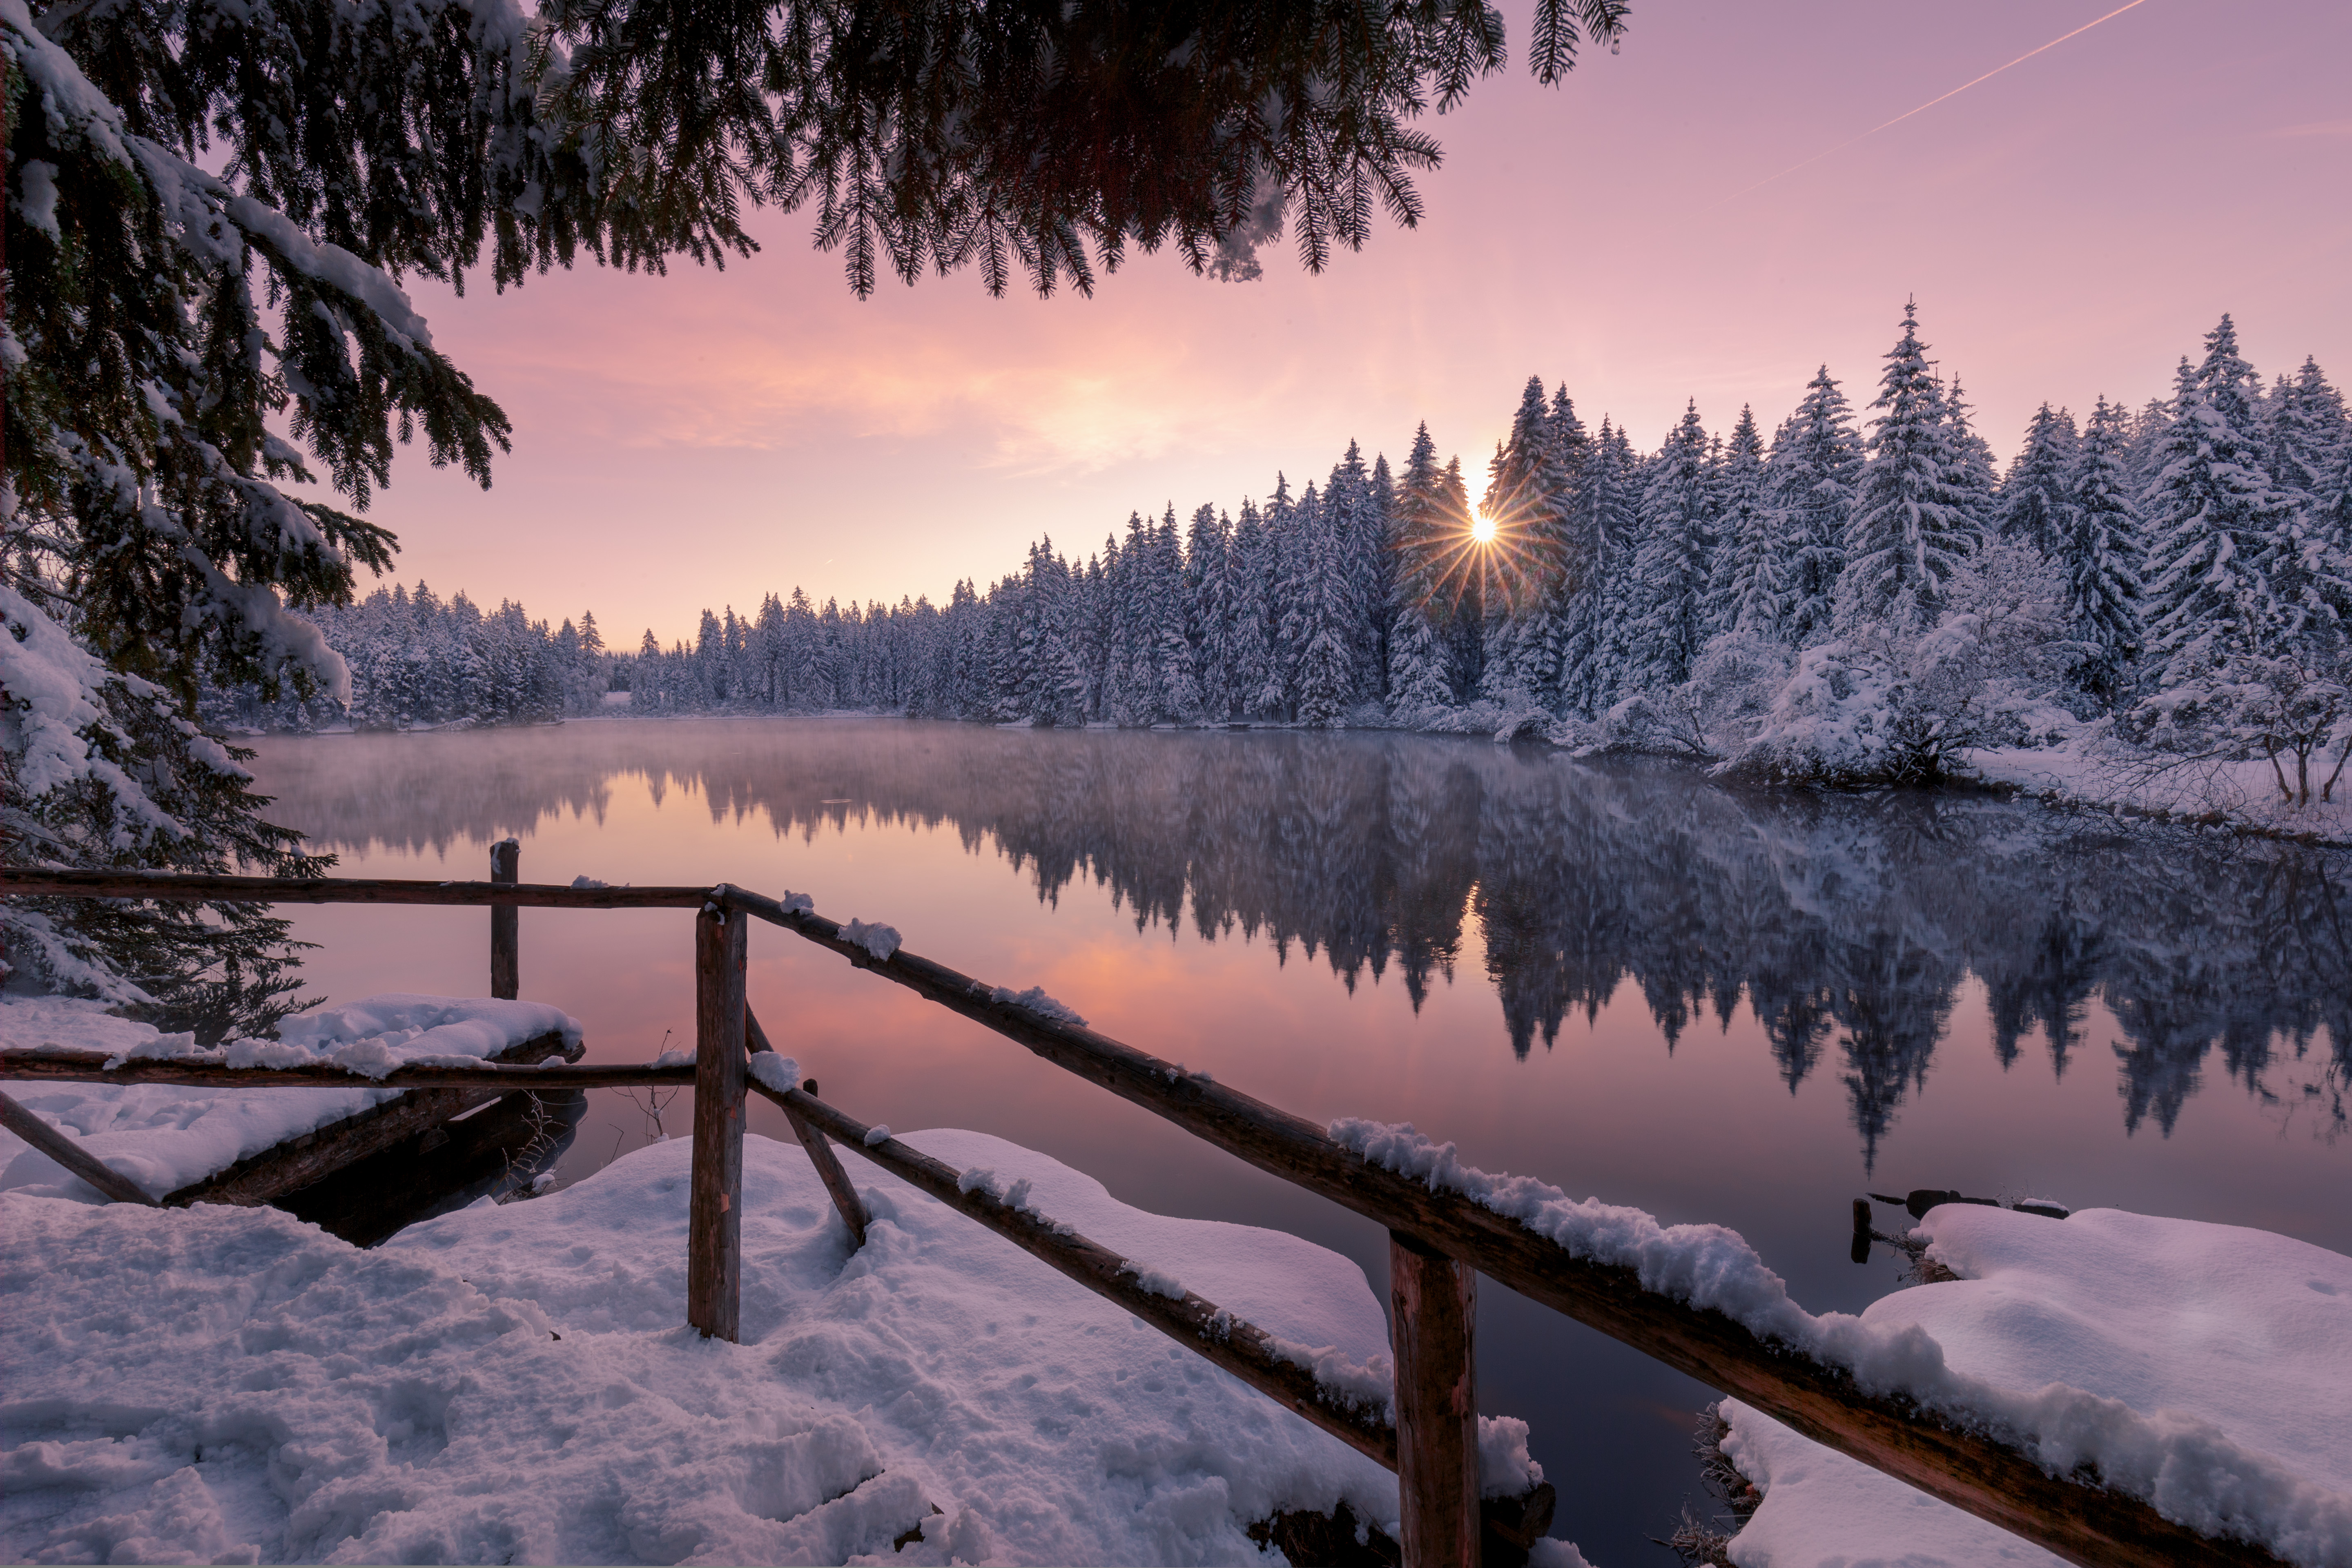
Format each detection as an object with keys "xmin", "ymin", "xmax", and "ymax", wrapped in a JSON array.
[{"xmin": 0, "ymin": 995, "xmax": 582, "ymax": 1206}]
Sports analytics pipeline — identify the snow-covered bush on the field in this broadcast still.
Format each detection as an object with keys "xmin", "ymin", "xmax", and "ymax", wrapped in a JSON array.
[
  {"xmin": 2135, "ymin": 649, "xmax": 2352, "ymax": 806},
  {"xmin": 1717, "ymin": 623, "xmax": 1979, "ymax": 787},
  {"xmin": 1721, "ymin": 541, "xmax": 2084, "ymax": 786}
]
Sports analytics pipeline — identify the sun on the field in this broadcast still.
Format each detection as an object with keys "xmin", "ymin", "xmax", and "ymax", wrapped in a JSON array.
[{"xmin": 1470, "ymin": 513, "xmax": 1499, "ymax": 544}]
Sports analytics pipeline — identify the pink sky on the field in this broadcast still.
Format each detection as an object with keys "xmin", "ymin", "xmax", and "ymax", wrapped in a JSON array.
[{"xmin": 364, "ymin": 0, "xmax": 2349, "ymax": 646}]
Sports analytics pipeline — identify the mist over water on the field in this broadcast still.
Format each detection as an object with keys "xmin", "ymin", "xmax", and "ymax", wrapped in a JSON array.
[{"xmin": 247, "ymin": 718, "xmax": 2350, "ymax": 1563}]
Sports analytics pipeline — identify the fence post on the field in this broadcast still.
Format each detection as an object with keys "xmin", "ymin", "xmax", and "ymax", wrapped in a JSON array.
[
  {"xmin": 488, "ymin": 839, "xmax": 519, "ymax": 1000},
  {"xmin": 688, "ymin": 902, "xmax": 747, "ymax": 1340},
  {"xmin": 1391, "ymin": 1230, "xmax": 1480, "ymax": 1568}
]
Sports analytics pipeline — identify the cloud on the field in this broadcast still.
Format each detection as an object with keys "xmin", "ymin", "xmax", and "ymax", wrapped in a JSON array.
[
  {"xmin": 429, "ymin": 253, "xmax": 1315, "ymax": 475},
  {"xmin": 2268, "ymin": 118, "xmax": 2352, "ymax": 139}
]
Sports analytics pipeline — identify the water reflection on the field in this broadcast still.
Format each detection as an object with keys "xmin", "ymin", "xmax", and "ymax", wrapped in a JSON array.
[{"xmin": 253, "ymin": 722, "xmax": 2350, "ymax": 1165}]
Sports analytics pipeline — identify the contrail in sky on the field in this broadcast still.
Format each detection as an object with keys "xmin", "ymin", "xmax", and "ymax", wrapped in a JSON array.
[{"xmin": 1716, "ymin": 0, "xmax": 2155, "ymax": 206}]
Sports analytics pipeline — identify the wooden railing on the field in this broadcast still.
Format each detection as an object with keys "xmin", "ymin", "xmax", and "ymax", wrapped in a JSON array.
[{"xmin": 0, "ymin": 862, "xmax": 2302, "ymax": 1568}]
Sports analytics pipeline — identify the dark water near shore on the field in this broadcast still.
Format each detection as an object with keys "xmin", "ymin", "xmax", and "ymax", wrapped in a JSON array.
[{"xmin": 246, "ymin": 718, "xmax": 2350, "ymax": 1564}]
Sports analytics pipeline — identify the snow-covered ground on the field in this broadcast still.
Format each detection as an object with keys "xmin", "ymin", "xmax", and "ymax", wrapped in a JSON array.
[
  {"xmin": 1968, "ymin": 744, "xmax": 2352, "ymax": 843},
  {"xmin": 7, "ymin": 1000, "xmax": 2346, "ymax": 1565},
  {"xmin": 0, "ymin": 995, "xmax": 580, "ymax": 1201},
  {"xmin": 1719, "ymin": 1205, "xmax": 2352, "ymax": 1567},
  {"xmin": 0, "ymin": 1125, "xmax": 1602, "ymax": 1565}
]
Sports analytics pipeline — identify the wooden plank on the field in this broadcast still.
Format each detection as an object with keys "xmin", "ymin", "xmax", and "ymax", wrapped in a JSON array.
[
  {"xmin": 0, "ymin": 1088, "xmax": 161, "ymax": 1205},
  {"xmin": 160, "ymin": 1031, "xmax": 580, "ymax": 1208},
  {"xmin": 278, "ymin": 1088, "xmax": 590, "ymax": 1247},
  {"xmin": 0, "ymin": 1052, "xmax": 692, "ymax": 1090},
  {"xmin": 1391, "ymin": 1232, "xmax": 1480, "ymax": 1568},
  {"xmin": 722, "ymin": 885, "xmax": 2292, "ymax": 1568},
  {"xmin": 749, "ymin": 1077, "xmax": 1399, "ymax": 1470},
  {"xmin": 0, "ymin": 870, "xmax": 709, "ymax": 908},
  {"xmin": 489, "ymin": 840, "xmax": 520, "ymax": 1000},
  {"xmin": 746, "ymin": 1008, "xmax": 868, "ymax": 1247},
  {"xmin": 688, "ymin": 904, "xmax": 747, "ymax": 1341}
]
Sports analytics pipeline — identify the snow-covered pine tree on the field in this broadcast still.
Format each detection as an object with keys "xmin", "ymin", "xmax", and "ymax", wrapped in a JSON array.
[
  {"xmin": 1230, "ymin": 501, "xmax": 1278, "ymax": 720},
  {"xmin": 1366, "ymin": 454, "xmax": 1399, "ymax": 697},
  {"xmin": 1325, "ymin": 441, "xmax": 1381, "ymax": 697},
  {"xmin": 2139, "ymin": 316, "xmax": 2302, "ymax": 687},
  {"xmin": 1549, "ymin": 385, "xmax": 1592, "ymax": 486},
  {"xmin": 1997, "ymin": 403, "xmax": 2080, "ymax": 558},
  {"xmin": 1942, "ymin": 376, "xmax": 2002, "ymax": 544},
  {"xmin": 1256, "ymin": 477, "xmax": 1304, "ymax": 716},
  {"xmin": 1840, "ymin": 302, "xmax": 1979, "ymax": 630},
  {"xmin": 1270, "ymin": 480, "xmax": 1329, "ymax": 719},
  {"xmin": 1438, "ymin": 457, "xmax": 1483, "ymax": 697},
  {"xmin": 2062, "ymin": 397, "xmax": 2145, "ymax": 704},
  {"xmin": 2266, "ymin": 358, "xmax": 2349, "ymax": 532},
  {"xmin": 1625, "ymin": 401, "xmax": 1717, "ymax": 689},
  {"xmin": 1766, "ymin": 367, "xmax": 1864, "ymax": 644},
  {"xmin": 1292, "ymin": 497, "xmax": 1358, "ymax": 726},
  {"xmin": 1188, "ymin": 505, "xmax": 1236, "ymax": 720},
  {"xmin": 1150, "ymin": 506, "xmax": 1204, "ymax": 720},
  {"xmin": 1704, "ymin": 405, "xmax": 1779, "ymax": 638},
  {"xmin": 1558, "ymin": 417, "xmax": 1639, "ymax": 714},
  {"xmin": 2124, "ymin": 392, "xmax": 2176, "ymax": 499},
  {"xmin": 1478, "ymin": 376, "xmax": 1575, "ymax": 703},
  {"xmin": 1386, "ymin": 426, "xmax": 1456, "ymax": 713}
]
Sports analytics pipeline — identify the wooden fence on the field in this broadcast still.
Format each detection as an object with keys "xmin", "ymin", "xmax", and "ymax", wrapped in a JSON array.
[{"xmin": 0, "ymin": 862, "xmax": 2301, "ymax": 1568}]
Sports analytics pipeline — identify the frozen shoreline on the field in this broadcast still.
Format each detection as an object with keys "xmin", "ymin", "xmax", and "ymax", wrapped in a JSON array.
[{"xmin": 218, "ymin": 709, "xmax": 2352, "ymax": 847}]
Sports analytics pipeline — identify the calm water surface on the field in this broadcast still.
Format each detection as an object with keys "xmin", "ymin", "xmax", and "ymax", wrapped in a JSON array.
[{"xmin": 246, "ymin": 718, "xmax": 2350, "ymax": 1564}]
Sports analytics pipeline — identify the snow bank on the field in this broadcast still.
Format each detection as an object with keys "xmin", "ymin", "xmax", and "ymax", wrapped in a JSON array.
[
  {"xmin": 1719, "ymin": 1205, "xmax": 2352, "ymax": 1566},
  {"xmin": 1969, "ymin": 743, "xmax": 2352, "ymax": 843},
  {"xmin": 0, "ymin": 1129, "xmax": 1555, "ymax": 1566},
  {"xmin": 0, "ymin": 994, "xmax": 579, "ymax": 1201},
  {"xmin": 1332, "ymin": 1118, "xmax": 2352, "ymax": 1564}
]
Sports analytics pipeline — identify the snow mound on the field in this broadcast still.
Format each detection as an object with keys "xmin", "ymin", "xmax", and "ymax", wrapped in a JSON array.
[
  {"xmin": 843, "ymin": 919, "xmax": 901, "ymax": 961},
  {"xmin": 0, "ymin": 994, "xmax": 579, "ymax": 1201},
  {"xmin": 747, "ymin": 1053, "xmax": 802, "ymax": 1094},
  {"xmin": 0, "ymin": 1129, "xmax": 1530, "ymax": 1566},
  {"xmin": 1720, "ymin": 1205, "xmax": 2352, "ymax": 1566},
  {"xmin": 989, "ymin": 984, "xmax": 1088, "ymax": 1028}
]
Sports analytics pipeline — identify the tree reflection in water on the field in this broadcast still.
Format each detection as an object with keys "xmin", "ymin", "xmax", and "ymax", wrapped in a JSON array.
[{"xmin": 254, "ymin": 720, "xmax": 2350, "ymax": 1165}]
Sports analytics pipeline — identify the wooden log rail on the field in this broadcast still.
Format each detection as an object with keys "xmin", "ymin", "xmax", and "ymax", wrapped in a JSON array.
[
  {"xmin": 0, "ymin": 869, "xmax": 711, "ymax": 908},
  {"xmin": 0, "ymin": 1054, "xmax": 697, "ymax": 1091},
  {"xmin": 0, "ymin": 868, "xmax": 2301, "ymax": 1568}
]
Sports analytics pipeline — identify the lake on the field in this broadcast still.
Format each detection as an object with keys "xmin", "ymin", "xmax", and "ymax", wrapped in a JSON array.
[{"xmin": 245, "ymin": 717, "xmax": 2350, "ymax": 1564}]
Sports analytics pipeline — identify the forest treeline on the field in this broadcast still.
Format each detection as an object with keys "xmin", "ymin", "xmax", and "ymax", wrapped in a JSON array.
[{"xmin": 210, "ymin": 305, "xmax": 2352, "ymax": 797}]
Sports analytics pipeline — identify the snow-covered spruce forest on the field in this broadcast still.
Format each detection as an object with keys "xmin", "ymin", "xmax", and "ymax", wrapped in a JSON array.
[{"xmin": 212, "ymin": 307, "xmax": 2352, "ymax": 799}]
